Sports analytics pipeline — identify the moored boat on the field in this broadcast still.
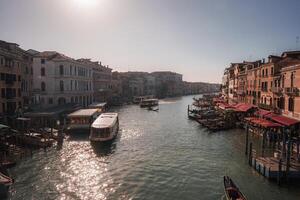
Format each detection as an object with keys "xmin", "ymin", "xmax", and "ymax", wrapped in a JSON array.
[
  {"xmin": 140, "ymin": 99, "xmax": 159, "ymax": 108},
  {"xmin": 67, "ymin": 109, "xmax": 100, "ymax": 133},
  {"xmin": 89, "ymin": 113, "xmax": 119, "ymax": 142},
  {"xmin": 0, "ymin": 171, "xmax": 13, "ymax": 197},
  {"xmin": 223, "ymin": 176, "xmax": 246, "ymax": 200}
]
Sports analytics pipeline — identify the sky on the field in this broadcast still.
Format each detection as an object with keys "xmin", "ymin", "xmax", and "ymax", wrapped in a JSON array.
[{"xmin": 0, "ymin": 0, "xmax": 300, "ymax": 83}]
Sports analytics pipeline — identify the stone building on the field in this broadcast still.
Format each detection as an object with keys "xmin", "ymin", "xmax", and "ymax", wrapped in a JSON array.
[
  {"xmin": 31, "ymin": 51, "xmax": 93, "ymax": 108},
  {"xmin": 151, "ymin": 71, "xmax": 183, "ymax": 98},
  {"xmin": 0, "ymin": 40, "xmax": 33, "ymax": 117},
  {"xmin": 245, "ymin": 61, "xmax": 261, "ymax": 105},
  {"xmin": 77, "ymin": 59, "xmax": 112, "ymax": 103}
]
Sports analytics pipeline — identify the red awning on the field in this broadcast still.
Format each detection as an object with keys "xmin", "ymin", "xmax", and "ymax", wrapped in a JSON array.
[
  {"xmin": 245, "ymin": 117, "xmax": 282, "ymax": 128},
  {"xmin": 233, "ymin": 103, "xmax": 256, "ymax": 112},
  {"xmin": 217, "ymin": 103, "xmax": 234, "ymax": 110},
  {"xmin": 255, "ymin": 109, "xmax": 272, "ymax": 117},
  {"xmin": 266, "ymin": 114, "xmax": 300, "ymax": 126}
]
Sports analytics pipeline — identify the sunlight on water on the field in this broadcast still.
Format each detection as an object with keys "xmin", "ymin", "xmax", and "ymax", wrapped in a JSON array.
[{"xmin": 7, "ymin": 96, "xmax": 300, "ymax": 200}]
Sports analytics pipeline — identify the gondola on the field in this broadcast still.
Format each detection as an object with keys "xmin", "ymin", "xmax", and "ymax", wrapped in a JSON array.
[
  {"xmin": 223, "ymin": 176, "xmax": 246, "ymax": 200},
  {"xmin": 147, "ymin": 106, "xmax": 159, "ymax": 112}
]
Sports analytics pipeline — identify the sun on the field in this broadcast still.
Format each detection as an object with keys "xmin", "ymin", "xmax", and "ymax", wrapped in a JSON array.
[{"xmin": 72, "ymin": 0, "xmax": 99, "ymax": 8}]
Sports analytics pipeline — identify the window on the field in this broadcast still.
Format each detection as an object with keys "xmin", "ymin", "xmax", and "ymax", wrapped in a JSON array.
[
  {"xmin": 291, "ymin": 73, "xmax": 294, "ymax": 88},
  {"xmin": 279, "ymin": 97, "xmax": 285, "ymax": 109},
  {"xmin": 59, "ymin": 65, "xmax": 64, "ymax": 75},
  {"xmin": 60, "ymin": 80, "xmax": 64, "ymax": 91},
  {"xmin": 70, "ymin": 65, "xmax": 73, "ymax": 75},
  {"xmin": 25, "ymin": 66, "xmax": 29, "ymax": 74},
  {"xmin": 41, "ymin": 82, "xmax": 46, "ymax": 91},
  {"xmin": 270, "ymin": 98, "xmax": 272, "ymax": 106},
  {"xmin": 1, "ymin": 88, "xmax": 5, "ymax": 98},
  {"xmin": 18, "ymin": 75, "xmax": 21, "ymax": 82},
  {"xmin": 271, "ymin": 67, "xmax": 274, "ymax": 75},
  {"xmin": 41, "ymin": 59, "xmax": 45, "ymax": 64},
  {"xmin": 41, "ymin": 67, "xmax": 45, "ymax": 76},
  {"xmin": 1, "ymin": 73, "xmax": 5, "ymax": 81},
  {"xmin": 288, "ymin": 98, "xmax": 294, "ymax": 112},
  {"xmin": 18, "ymin": 89, "xmax": 21, "ymax": 97},
  {"xmin": 48, "ymin": 98, "xmax": 53, "ymax": 104},
  {"xmin": 0, "ymin": 58, "xmax": 3, "ymax": 65}
]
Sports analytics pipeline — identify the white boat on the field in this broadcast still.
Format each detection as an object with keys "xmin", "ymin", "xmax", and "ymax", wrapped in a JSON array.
[
  {"xmin": 133, "ymin": 95, "xmax": 153, "ymax": 104},
  {"xmin": 88, "ymin": 102, "xmax": 107, "ymax": 112},
  {"xmin": 140, "ymin": 98, "xmax": 159, "ymax": 107},
  {"xmin": 67, "ymin": 109, "xmax": 100, "ymax": 133},
  {"xmin": 89, "ymin": 113, "xmax": 119, "ymax": 142}
]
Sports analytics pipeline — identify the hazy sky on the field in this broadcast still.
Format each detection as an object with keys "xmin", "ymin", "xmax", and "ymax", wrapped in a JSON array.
[{"xmin": 1, "ymin": 0, "xmax": 300, "ymax": 83}]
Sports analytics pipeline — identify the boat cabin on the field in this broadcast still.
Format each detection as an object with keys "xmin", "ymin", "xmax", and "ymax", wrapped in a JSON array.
[
  {"xmin": 88, "ymin": 102, "xmax": 107, "ymax": 112},
  {"xmin": 140, "ymin": 99, "xmax": 159, "ymax": 107},
  {"xmin": 67, "ymin": 109, "xmax": 100, "ymax": 132}
]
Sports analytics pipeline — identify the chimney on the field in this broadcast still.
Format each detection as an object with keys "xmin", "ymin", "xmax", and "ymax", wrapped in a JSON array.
[{"xmin": 262, "ymin": 58, "xmax": 265, "ymax": 64}]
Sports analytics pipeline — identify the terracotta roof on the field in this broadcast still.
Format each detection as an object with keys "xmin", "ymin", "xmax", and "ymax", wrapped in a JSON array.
[
  {"xmin": 266, "ymin": 114, "xmax": 299, "ymax": 127},
  {"xmin": 245, "ymin": 117, "xmax": 282, "ymax": 128}
]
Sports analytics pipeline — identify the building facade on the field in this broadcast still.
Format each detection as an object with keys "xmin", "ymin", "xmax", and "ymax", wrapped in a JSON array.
[
  {"xmin": 32, "ymin": 51, "xmax": 93, "ymax": 108},
  {"xmin": 0, "ymin": 40, "xmax": 33, "ymax": 117},
  {"xmin": 221, "ymin": 50, "xmax": 300, "ymax": 120}
]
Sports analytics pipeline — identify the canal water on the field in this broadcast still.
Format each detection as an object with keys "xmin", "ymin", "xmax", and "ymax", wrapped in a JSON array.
[{"xmin": 8, "ymin": 95, "xmax": 300, "ymax": 200}]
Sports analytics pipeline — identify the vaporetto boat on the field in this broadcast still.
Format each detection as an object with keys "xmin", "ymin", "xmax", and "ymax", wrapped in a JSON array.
[{"xmin": 89, "ymin": 113, "xmax": 119, "ymax": 142}]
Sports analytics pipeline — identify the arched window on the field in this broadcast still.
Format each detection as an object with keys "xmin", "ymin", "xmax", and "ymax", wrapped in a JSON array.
[
  {"xmin": 58, "ymin": 97, "xmax": 66, "ymax": 105},
  {"xmin": 279, "ymin": 97, "xmax": 285, "ymax": 109},
  {"xmin": 291, "ymin": 72, "xmax": 294, "ymax": 88},
  {"xmin": 41, "ymin": 82, "xmax": 46, "ymax": 91},
  {"xmin": 41, "ymin": 67, "xmax": 45, "ymax": 76},
  {"xmin": 288, "ymin": 97, "xmax": 294, "ymax": 112},
  {"xmin": 60, "ymin": 80, "xmax": 64, "ymax": 91},
  {"xmin": 59, "ymin": 65, "xmax": 64, "ymax": 75}
]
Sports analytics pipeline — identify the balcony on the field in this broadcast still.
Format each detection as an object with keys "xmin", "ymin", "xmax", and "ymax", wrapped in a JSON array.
[
  {"xmin": 271, "ymin": 87, "xmax": 283, "ymax": 95},
  {"xmin": 258, "ymin": 103, "xmax": 273, "ymax": 111},
  {"xmin": 237, "ymin": 90, "xmax": 245, "ymax": 96},
  {"xmin": 6, "ymin": 94, "xmax": 16, "ymax": 100},
  {"xmin": 285, "ymin": 87, "xmax": 299, "ymax": 96}
]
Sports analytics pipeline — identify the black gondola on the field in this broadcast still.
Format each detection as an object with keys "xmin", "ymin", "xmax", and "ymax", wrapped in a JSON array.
[{"xmin": 223, "ymin": 176, "xmax": 246, "ymax": 200}]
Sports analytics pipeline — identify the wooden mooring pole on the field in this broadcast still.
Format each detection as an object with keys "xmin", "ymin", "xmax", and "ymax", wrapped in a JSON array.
[
  {"xmin": 262, "ymin": 130, "xmax": 266, "ymax": 157},
  {"xmin": 277, "ymin": 158, "xmax": 282, "ymax": 186},
  {"xmin": 286, "ymin": 136, "xmax": 292, "ymax": 183},
  {"xmin": 245, "ymin": 124, "xmax": 249, "ymax": 155},
  {"xmin": 248, "ymin": 142, "xmax": 252, "ymax": 166}
]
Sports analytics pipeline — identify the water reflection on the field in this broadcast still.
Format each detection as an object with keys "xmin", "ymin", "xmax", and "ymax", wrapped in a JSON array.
[
  {"xmin": 8, "ymin": 96, "xmax": 300, "ymax": 200},
  {"xmin": 91, "ymin": 140, "xmax": 117, "ymax": 157}
]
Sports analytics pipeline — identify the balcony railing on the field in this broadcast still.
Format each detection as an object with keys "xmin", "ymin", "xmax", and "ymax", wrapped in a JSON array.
[
  {"xmin": 237, "ymin": 90, "xmax": 245, "ymax": 96},
  {"xmin": 271, "ymin": 87, "xmax": 283, "ymax": 94},
  {"xmin": 285, "ymin": 87, "xmax": 299, "ymax": 96},
  {"xmin": 258, "ymin": 103, "xmax": 273, "ymax": 111}
]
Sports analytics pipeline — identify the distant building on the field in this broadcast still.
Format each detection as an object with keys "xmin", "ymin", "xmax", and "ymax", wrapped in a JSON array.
[
  {"xmin": 221, "ymin": 50, "xmax": 300, "ymax": 120},
  {"xmin": 151, "ymin": 71, "xmax": 183, "ymax": 98},
  {"xmin": 77, "ymin": 59, "xmax": 112, "ymax": 103},
  {"xmin": 0, "ymin": 40, "xmax": 33, "ymax": 117},
  {"xmin": 31, "ymin": 51, "xmax": 93, "ymax": 108}
]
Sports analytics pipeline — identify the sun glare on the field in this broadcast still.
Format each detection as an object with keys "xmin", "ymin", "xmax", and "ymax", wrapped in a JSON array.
[{"xmin": 72, "ymin": 0, "xmax": 99, "ymax": 8}]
